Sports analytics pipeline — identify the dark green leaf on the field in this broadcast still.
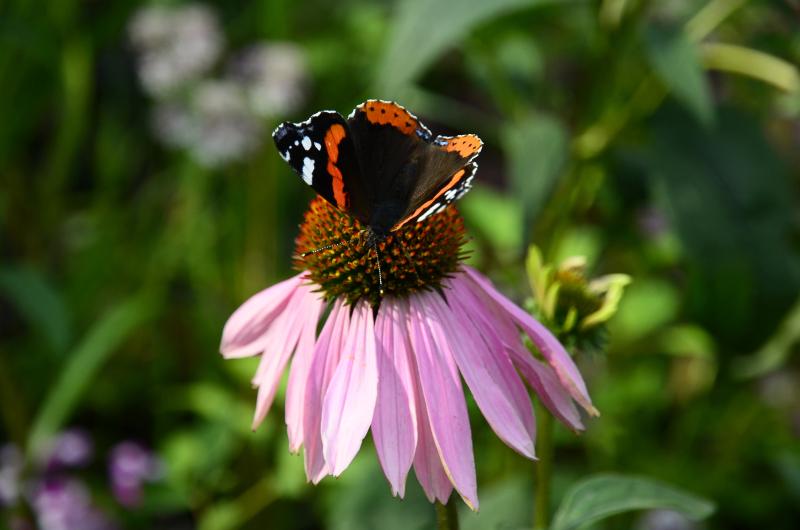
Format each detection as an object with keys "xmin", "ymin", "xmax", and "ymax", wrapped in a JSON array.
[
  {"xmin": 26, "ymin": 295, "xmax": 157, "ymax": 456},
  {"xmin": 641, "ymin": 106, "xmax": 800, "ymax": 348},
  {"xmin": 375, "ymin": 0, "xmax": 566, "ymax": 93},
  {"xmin": 0, "ymin": 266, "xmax": 70, "ymax": 354},
  {"xmin": 645, "ymin": 25, "xmax": 714, "ymax": 126},
  {"xmin": 550, "ymin": 474, "xmax": 715, "ymax": 530},
  {"xmin": 502, "ymin": 113, "xmax": 568, "ymax": 227}
]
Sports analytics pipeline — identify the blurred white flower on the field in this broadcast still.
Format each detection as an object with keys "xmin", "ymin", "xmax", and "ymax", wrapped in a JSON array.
[
  {"xmin": 229, "ymin": 42, "xmax": 308, "ymax": 117},
  {"xmin": 128, "ymin": 4, "xmax": 223, "ymax": 96},
  {"xmin": 152, "ymin": 80, "xmax": 263, "ymax": 167},
  {"xmin": 190, "ymin": 80, "xmax": 263, "ymax": 166},
  {"xmin": 151, "ymin": 102, "xmax": 196, "ymax": 149},
  {"xmin": 129, "ymin": 4, "xmax": 310, "ymax": 167}
]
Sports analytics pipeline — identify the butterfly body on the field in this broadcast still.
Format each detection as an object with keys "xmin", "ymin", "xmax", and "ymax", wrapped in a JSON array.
[{"xmin": 273, "ymin": 100, "xmax": 482, "ymax": 240}]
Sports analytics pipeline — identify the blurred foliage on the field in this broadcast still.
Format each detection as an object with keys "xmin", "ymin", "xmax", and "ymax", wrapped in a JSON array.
[{"xmin": 2, "ymin": 0, "xmax": 800, "ymax": 529}]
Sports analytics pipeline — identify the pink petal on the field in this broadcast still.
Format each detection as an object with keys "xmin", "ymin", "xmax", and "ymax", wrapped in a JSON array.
[
  {"xmin": 463, "ymin": 266, "xmax": 598, "ymax": 416},
  {"xmin": 408, "ymin": 294, "xmax": 478, "ymax": 510},
  {"xmin": 435, "ymin": 281, "xmax": 537, "ymax": 459},
  {"xmin": 285, "ymin": 299, "xmax": 326, "ymax": 452},
  {"xmin": 321, "ymin": 301, "xmax": 378, "ymax": 476},
  {"xmin": 251, "ymin": 285, "xmax": 323, "ymax": 430},
  {"xmin": 411, "ymin": 347, "xmax": 454, "ymax": 504},
  {"xmin": 506, "ymin": 347, "xmax": 584, "ymax": 431},
  {"xmin": 372, "ymin": 299, "xmax": 418, "ymax": 498},
  {"xmin": 303, "ymin": 301, "xmax": 349, "ymax": 483},
  {"xmin": 220, "ymin": 273, "xmax": 304, "ymax": 358}
]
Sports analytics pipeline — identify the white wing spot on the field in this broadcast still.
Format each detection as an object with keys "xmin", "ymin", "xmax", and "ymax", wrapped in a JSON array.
[
  {"xmin": 314, "ymin": 142, "xmax": 322, "ymax": 151},
  {"xmin": 281, "ymin": 151, "xmax": 291, "ymax": 162},
  {"xmin": 294, "ymin": 140, "xmax": 299, "ymax": 146},
  {"xmin": 302, "ymin": 136, "xmax": 312, "ymax": 150},
  {"xmin": 418, "ymin": 202, "xmax": 444, "ymax": 222},
  {"xmin": 301, "ymin": 157, "xmax": 315, "ymax": 185}
]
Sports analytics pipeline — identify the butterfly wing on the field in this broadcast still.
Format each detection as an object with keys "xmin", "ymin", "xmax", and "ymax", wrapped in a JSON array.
[
  {"xmin": 272, "ymin": 111, "xmax": 369, "ymax": 222},
  {"xmin": 346, "ymin": 100, "xmax": 482, "ymax": 233},
  {"xmin": 392, "ymin": 161, "xmax": 479, "ymax": 229}
]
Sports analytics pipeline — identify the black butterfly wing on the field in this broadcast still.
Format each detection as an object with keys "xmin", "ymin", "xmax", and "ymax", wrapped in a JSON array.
[
  {"xmin": 392, "ymin": 160, "xmax": 479, "ymax": 229},
  {"xmin": 272, "ymin": 111, "xmax": 369, "ymax": 222},
  {"xmin": 346, "ymin": 100, "xmax": 482, "ymax": 233}
]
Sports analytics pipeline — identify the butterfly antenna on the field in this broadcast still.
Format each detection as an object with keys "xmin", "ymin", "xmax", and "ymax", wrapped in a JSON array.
[
  {"xmin": 372, "ymin": 242, "xmax": 385, "ymax": 296},
  {"xmin": 300, "ymin": 239, "xmax": 348, "ymax": 258}
]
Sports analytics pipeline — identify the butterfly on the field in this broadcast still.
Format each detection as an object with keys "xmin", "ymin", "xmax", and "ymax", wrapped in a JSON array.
[
  {"xmin": 273, "ymin": 100, "xmax": 482, "ymax": 293},
  {"xmin": 273, "ymin": 99, "xmax": 481, "ymax": 238}
]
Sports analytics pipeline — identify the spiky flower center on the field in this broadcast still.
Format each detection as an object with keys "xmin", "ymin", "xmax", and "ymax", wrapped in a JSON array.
[{"xmin": 295, "ymin": 197, "xmax": 467, "ymax": 306}]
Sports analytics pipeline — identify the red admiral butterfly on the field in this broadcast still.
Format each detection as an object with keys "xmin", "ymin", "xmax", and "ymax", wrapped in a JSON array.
[{"xmin": 273, "ymin": 100, "xmax": 482, "ymax": 293}]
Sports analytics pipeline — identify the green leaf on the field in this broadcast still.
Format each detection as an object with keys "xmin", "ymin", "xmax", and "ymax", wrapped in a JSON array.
[
  {"xmin": 0, "ymin": 266, "xmax": 70, "ymax": 354},
  {"xmin": 645, "ymin": 25, "xmax": 714, "ymax": 126},
  {"xmin": 700, "ymin": 42, "xmax": 800, "ymax": 93},
  {"xmin": 375, "ymin": 0, "xmax": 565, "ymax": 93},
  {"xmin": 459, "ymin": 185, "xmax": 523, "ymax": 256},
  {"xmin": 643, "ymin": 106, "xmax": 799, "ymax": 346},
  {"xmin": 459, "ymin": 475, "xmax": 531, "ymax": 530},
  {"xmin": 657, "ymin": 324, "xmax": 716, "ymax": 360},
  {"xmin": 550, "ymin": 474, "xmax": 715, "ymax": 530},
  {"xmin": 502, "ymin": 113, "xmax": 568, "ymax": 227},
  {"xmin": 26, "ymin": 295, "xmax": 156, "ymax": 456},
  {"xmin": 609, "ymin": 278, "xmax": 679, "ymax": 343}
]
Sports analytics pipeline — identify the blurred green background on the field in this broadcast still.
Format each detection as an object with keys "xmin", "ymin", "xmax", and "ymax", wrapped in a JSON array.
[{"xmin": 2, "ymin": 0, "xmax": 800, "ymax": 528}]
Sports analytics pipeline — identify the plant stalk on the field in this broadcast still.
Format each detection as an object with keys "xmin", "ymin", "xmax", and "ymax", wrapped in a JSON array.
[
  {"xmin": 533, "ymin": 403, "xmax": 554, "ymax": 530},
  {"xmin": 435, "ymin": 498, "xmax": 460, "ymax": 530}
]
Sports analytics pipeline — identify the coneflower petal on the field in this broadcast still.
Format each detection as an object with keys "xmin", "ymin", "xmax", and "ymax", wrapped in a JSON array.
[
  {"xmin": 463, "ymin": 266, "xmax": 598, "ymax": 416},
  {"xmin": 506, "ymin": 347, "xmax": 584, "ymax": 431},
  {"xmin": 408, "ymin": 294, "xmax": 478, "ymax": 511},
  {"xmin": 435, "ymin": 282, "xmax": 537, "ymax": 459},
  {"xmin": 303, "ymin": 300, "xmax": 349, "ymax": 483},
  {"xmin": 220, "ymin": 273, "xmax": 304, "ymax": 358},
  {"xmin": 372, "ymin": 299, "xmax": 418, "ymax": 498},
  {"xmin": 321, "ymin": 301, "xmax": 378, "ymax": 476},
  {"xmin": 285, "ymin": 298, "xmax": 325, "ymax": 452},
  {"xmin": 412, "ymin": 353, "xmax": 455, "ymax": 505},
  {"xmin": 251, "ymin": 285, "xmax": 323, "ymax": 430}
]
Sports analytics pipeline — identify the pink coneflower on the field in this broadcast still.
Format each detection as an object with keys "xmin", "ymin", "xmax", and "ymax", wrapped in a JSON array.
[{"xmin": 220, "ymin": 197, "xmax": 598, "ymax": 509}]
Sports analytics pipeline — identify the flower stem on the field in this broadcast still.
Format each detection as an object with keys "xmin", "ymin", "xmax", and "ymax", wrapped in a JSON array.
[
  {"xmin": 435, "ymin": 498, "xmax": 460, "ymax": 530},
  {"xmin": 534, "ymin": 403, "xmax": 554, "ymax": 530}
]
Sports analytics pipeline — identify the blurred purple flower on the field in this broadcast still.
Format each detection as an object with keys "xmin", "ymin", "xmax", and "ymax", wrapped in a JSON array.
[
  {"xmin": 108, "ymin": 442, "xmax": 162, "ymax": 508},
  {"xmin": 8, "ymin": 515, "xmax": 33, "ymax": 530},
  {"xmin": 46, "ymin": 429, "xmax": 93, "ymax": 471},
  {"xmin": 0, "ymin": 444, "xmax": 23, "ymax": 506},
  {"xmin": 636, "ymin": 206, "xmax": 669, "ymax": 239},
  {"xmin": 32, "ymin": 478, "xmax": 116, "ymax": 530}
]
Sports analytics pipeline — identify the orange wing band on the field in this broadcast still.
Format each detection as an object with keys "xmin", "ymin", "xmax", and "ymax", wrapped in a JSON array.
[
  {"xmin": 324, "ymin": 124, "xmax": 348, "ymax": 208},
  {"xmin": 393, "ymin": 168, "xmax": 466, "ymax": 230}
]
